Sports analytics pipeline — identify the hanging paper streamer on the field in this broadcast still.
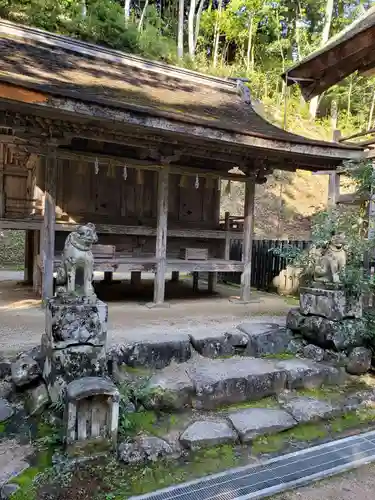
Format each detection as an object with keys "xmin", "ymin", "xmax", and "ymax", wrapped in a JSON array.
[
  {"xmin": 136, "ymin": 169, "xmax": 144, "ymax": 185},
  {"xmin": 179, "ymin": 175, "xmax": 187, "ymax": 188},
  {"xmin": 217, "ymin": 177, "xmax": 222, "ymax": 191},
  {"xmin": 195, "ymin": 174, "xmax": 199, "ymax": 189},
  {"xmin": 94, "ymin": 157, "xmax": 99, "ymax": 175},
  {"xmin": 225, "ymin": 180, "xmax": 232, "ymax": 195},
  {"xmin": 123, "ymin": 165, "xmax": 128, "ymax": 180}
]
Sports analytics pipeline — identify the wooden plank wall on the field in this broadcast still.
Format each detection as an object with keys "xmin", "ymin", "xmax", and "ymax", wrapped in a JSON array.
[
  {"xmin": 34, "ymin": 159, "xmax": 221, "ymax": 229},
  {"xmin": 3, "ymin": 148, "xmax": 38, "ymax": 217}
]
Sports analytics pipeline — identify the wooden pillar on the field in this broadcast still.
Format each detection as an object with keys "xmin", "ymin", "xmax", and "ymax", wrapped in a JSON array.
[
  {"xmin": 152, "ymin": 167, "xmax": 169, "ymax": 306},
  {"xmin": 41, "ymin": 155, "xmax": 56, "ymax": 303},
  {"xmin": 240, "ymin": 180, "xmax": 255, "ymax": 303},
  {"xmin": 24, "ymin": 230, "xmax": 34, "ymax": 284},
  {"xmin": 131, "ymin": 271, "xmax": 141, "ymax": 286},
  {"xmin": 328, "ymin": 173, "xmax": 339, "ymax": 207},
  {"xmin": 208, "ymin": 272, "xmax": 217, "ymax": 293},
  {"xmin": 0, "ymin": 144, "xmax": 5, "ymax": 218},
  {"xmin": 33, "ymin": 230, "xmax": 41, "ymax": 296},
  {"xmin": 224, "ymin": 211, "xmax": 231, "ymax": 260},
  {"xmin": 171, "ymin": 271, "xmax": 179, "ymax": 282},
  {"xmin": 192, "ymin": 272, "xmax": 199, "ymax": 292}
]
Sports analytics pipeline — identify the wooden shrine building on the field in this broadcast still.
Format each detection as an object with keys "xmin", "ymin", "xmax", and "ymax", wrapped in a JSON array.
[{"xmin": 0, "ymin": 20, "xmax": 364, "ymax": 306}]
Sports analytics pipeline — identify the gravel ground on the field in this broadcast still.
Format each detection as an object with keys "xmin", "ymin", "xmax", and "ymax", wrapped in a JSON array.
[
  {"xmin": 0, "ymin": 272, "xmax": 291, "ymax": 354},
  {"xmin": 273, "ymin": 464, "xmax": 375, "ymax": 500}
]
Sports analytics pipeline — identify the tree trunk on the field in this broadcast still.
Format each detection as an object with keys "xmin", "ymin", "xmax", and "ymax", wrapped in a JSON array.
[
  {"xmin": 322, "ymin": 0, "xmax": 334, "ymax": 43},
  {"xmin": 138, "ymin": 0, "xmax": 149, "ymax": 32},
  {"xmin": 309, "ymin": 0, "xmax": 334, "ymax": 118},
  {"xmin": 213, "ymin": 0, "xmax": 223, "ymax": 68},
  {"xmin": 194, "ymin": 0, "xmax": 205, "ymax": 50},
  {"xmin": 124, "ymin": 0, "xmax": 131, "ymax": 23},
  {"xmin": 246, "ymin": 16, "xmax": 254, "ymax": 73},
  {"xmin": 368, "ymin": 89, "xmax": 375, "ymax": 130},
  {"xmin": 346, "ymin": 75, "xmax": 353, "ymax": 127},
  {"xmin": 188, "ymin": 0, "xmax": 196, "ymax": 58},
  {"xmin": 177, "ymin": 0, "xmax": 184, "ymax": 59},
  {"xmin": 81, "ymin": 0, "xmax": 87, "ymax": 17}
]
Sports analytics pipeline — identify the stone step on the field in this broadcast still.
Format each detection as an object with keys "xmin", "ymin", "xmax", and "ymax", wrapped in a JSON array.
[
  {"xmin": 147, "ymin": 355, "xmax": 344, "ymax": 411},
  {"xmin": 109, "ymin": 321, "xmax": 292, "ymax": 369}
]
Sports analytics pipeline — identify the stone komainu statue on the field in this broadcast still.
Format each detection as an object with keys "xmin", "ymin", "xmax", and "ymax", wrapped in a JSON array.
[
  {"xmin": 56, "ymin": 223, "xmax": 98, "ymax": 297},
  {"xmin": 311, "ymin": 232, "xmax": 346, "ymax": 284}
]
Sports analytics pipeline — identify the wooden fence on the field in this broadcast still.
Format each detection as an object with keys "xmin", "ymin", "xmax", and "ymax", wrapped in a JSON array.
[{"xmin": 219, "ymin": 239, "xmax": 311, "ymax": 292}]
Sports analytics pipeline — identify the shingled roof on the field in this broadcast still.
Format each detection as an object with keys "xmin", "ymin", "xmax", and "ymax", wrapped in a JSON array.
[
  {"xmin": 282, "ymin": 6, "xmax": 375, "ymax": 99},
  {"xmin": 0, "ymin": 20, "xmax": 363, "ymax": 161}
]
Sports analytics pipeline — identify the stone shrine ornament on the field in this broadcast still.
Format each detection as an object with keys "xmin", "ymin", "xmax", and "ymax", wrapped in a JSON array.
[
  {"xmin": 311, "ymin": 233, "xmax": 346, "ymax": 285},
  {"xmin": 55, "ymin": 223, "xmax": 98, "ymax": 298}
]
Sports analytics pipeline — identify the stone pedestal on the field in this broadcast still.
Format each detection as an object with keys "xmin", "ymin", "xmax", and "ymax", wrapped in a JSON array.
[
  {"xmin": 42, "ymin": 295, "xmax": 108, "ymax": 403},
  {"xmin": 300, "ymin": 287, "xmax": 362, "ymax": 321},
  {"xmin": 287, "ymin": 287, "xmax": 364, "ymax": 353}
]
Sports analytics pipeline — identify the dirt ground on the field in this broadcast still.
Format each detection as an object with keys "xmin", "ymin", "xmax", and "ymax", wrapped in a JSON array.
[
  {"xmin": 0, "ymin": 271, "xmax": 292, "ymax": 354},
  {"xmin": 273, "ymin": 463, "xmax": 375, "ymax": 500}
]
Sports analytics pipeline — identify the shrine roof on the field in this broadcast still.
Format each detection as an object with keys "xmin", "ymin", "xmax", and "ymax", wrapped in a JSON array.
[
  {"xmin": 282, "ymin": 6, "xmax": 375, "ymax": 99},
  {"xmin": 0, "ymin": 20, "xmax": 362, "ymax": 163}
]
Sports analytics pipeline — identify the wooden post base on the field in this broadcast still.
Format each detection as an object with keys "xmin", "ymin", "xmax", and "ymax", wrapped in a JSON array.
[
  {"xmin": 171, "ymin": 271, "xmax": 179, "ymax": 282},
  {"xmin": 131, "ymin": 271, "xmax": 142, "ymax": 287},
  {"xmin": 104, "ymin": 271, "xmax": 113, "ymax": 284},
  {"xmin": 192, "ymin": 272, "xmax": 199, "ymax": 292},
  {"xmin": 208, "ymin": 272, "xmax": 217, "ymax": 293}
]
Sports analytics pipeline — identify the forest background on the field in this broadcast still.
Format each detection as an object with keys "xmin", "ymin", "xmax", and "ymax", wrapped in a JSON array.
[{"xmin": 0, "ymin": 0, "xmax": 373, "ymax": 265}]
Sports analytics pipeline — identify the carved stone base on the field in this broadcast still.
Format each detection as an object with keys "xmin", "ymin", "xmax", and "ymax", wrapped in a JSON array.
[
  {"xmin": 287, "ymin": 308, "xmax": 366, "ymax": 352},
  {"xmin": 43, "ymin": 342, "xmax": 108, "ymax": 403},
  {"xmin": 45, "ymin": 296, "xmax": 108, "ymax": 346},
  {"xmin": 43, "ymin": 296, "xmax": 108, "ymax": 402},
  {"xmin": 300, "ymin": 287, "xmax": 362, "ymax": 322}
]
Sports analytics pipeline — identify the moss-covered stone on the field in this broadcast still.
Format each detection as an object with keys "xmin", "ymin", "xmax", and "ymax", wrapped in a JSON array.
[{"xmin": 220, "ymin": 396, "xmax": 280, "ymax": 411}]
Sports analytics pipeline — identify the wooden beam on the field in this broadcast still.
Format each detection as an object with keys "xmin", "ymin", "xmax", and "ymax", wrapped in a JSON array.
[
  {"xmin": 22, "ymin": 148, "xmax": 251, "ymax": 182},
  {"xmin": 41, "ymin": 155, "xmax": 57, "ymax": 302},
  {"xmin": 240, "ymin": 180, "xmax": 255, "ymax": 303},
  {"xmin": 153, "ymin": 167, "xmax": 169, "ymax": 305},
  {"xmin": 0, "ymin": 218, "xmax": 246, "ymax": 240}
]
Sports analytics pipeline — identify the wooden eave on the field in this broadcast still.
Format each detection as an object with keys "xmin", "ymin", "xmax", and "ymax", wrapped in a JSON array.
[{"xmin": 282, "ymin": 6, "xmax": 375, "ymax": 100}]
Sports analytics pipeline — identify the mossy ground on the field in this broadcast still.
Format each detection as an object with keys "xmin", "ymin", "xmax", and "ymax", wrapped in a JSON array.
[{"xmin": 7, "ymin": 375, "xmax": 375, "ymax": 499}]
